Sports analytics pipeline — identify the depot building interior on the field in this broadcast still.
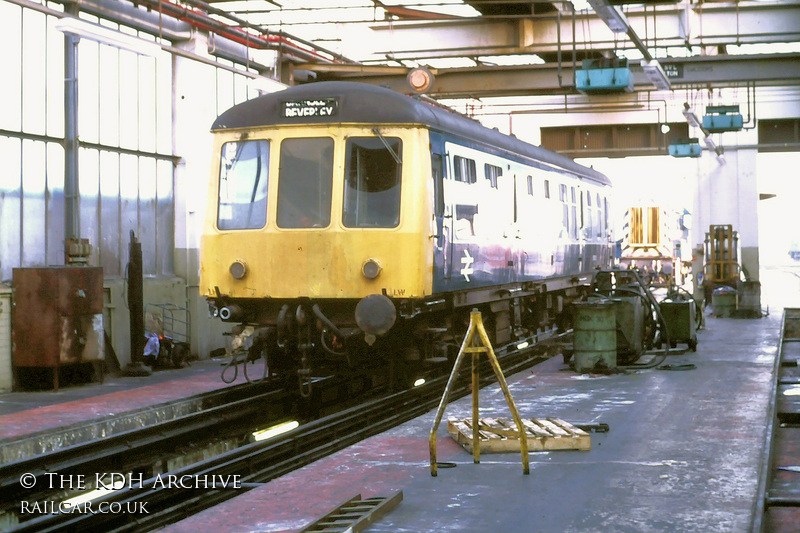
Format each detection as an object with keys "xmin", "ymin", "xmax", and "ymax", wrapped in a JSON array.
[{"xmin": 0, "ymin": 1, "xmax": 799, "ymax": 532}]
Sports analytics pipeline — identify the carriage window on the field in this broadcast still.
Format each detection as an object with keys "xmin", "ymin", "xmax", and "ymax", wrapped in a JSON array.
[
  {"xmin": 453, "ymin": 155, "xmax": 476, "ymax": 184},
  {"xmin": 559, "ymin": 184, "xmax": 569, "ymax": 233},
  {"xmin": 544, "ymin": 179, "xmax": 551, "ymax": 199},
  {"xmin": 596, "ymin": 193, "xmax": 602, "ymax": 235},
  {"xmin": 570, "ymin": 187, "xmax": 578, "ymax": 239},
  {"xmin": 343, "ymin": 136, "xmax": 402, "ymax": 228},
  {"xmin": 217, "ymin": 140, "xmax": 270, "ymax": 230},
  {"xmin": 455, "ymin": 204, "xmax": 478, "ymax": 240},
  {"xmin": 526, "ymin": 175, "xmax": 534, "ymax": 196},
  {"xmin": 484, "ymin": 163, "xmax": 501, "ymax": 189},
  {"xmin": 585, "ymin": 191, "xmax": 593, "ymax": 238},
  {"xmin": 277, "ymin": 137, "xmax": 334, "ymax": 228}
]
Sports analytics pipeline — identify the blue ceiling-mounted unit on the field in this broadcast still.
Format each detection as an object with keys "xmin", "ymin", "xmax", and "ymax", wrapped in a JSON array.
[
  {"xmin": 669, "ymin": 138, "xmax": 702, "ymax": 158},
  {"xmin": 576, "ymin": 58, "xmax": 634, "ymax": 94},
  {"xmin": 702, "ymin": 105, "xmax": 744, "ymax": 133}
]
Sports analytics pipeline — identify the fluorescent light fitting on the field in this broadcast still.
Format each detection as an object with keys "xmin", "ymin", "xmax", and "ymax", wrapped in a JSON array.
[
  {"xmin": 55, "ymin": 17, "xmax": 161, "ymax": 57},
  {"xmin": 252, "ymin": 420, "xmax": 299, "ymax": 442},
  {"xmin": 681, "ymin": 109, "xmax": 701, "ymax": 128},
  {"xmin": 702, "ymin": 136, "xmax": 717, "ymax": 150},
  {"xmin": 62, "ymin": 478, "xmax": 126, "ymax": 508},
  {"xmin": 413, "ymin": 378, "xmax": 426, "ymax": 387},
  {"xmin": 641, "ymin": 59, "xmax": 671, "ymax": 90},
  {"xmin": 588, "ymin": 0, "xmax": 630, "ymax": 33}
]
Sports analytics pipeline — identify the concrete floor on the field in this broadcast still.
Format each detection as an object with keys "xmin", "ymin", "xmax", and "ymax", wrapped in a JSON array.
[{"xmin": 163, "ymin": 311, "xmax": 785, "ymax": 533}]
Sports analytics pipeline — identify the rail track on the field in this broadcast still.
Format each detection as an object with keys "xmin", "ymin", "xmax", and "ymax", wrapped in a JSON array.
[
  {"xmin": 5, "ymin": 333, "xmax": 563, "ymax": 532},
  {"xmin": 753, "ymin": 307, "xmax": 800, "ymax": 533},
  {"xmin": 0, "ymin": 381, "xmax": 293, "ymax": 513}
]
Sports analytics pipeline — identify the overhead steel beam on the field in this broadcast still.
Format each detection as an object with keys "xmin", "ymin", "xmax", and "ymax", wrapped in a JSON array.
[
  {"xmin": 357, "ymin": 2, "xmax": 799, "ymax": 61},
  {"xmin": 298, "ymin": 54, "xmax": 800, "ymax": 99}
]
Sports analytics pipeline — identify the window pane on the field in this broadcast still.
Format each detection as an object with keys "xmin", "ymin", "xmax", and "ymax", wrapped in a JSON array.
[
  {"xmin": 484, "ymin": 163, "xmax": 501, "ymax": 188},
  {"xmin": 217, "ymin": 139, "xmax": 270, "ymax": 230},
  {"xmin": 277, "ymin": 137, "xmax": 333, "ymax": 228},
  {"xmin": 453, "ymin": 155, "xmax": 476, "ymax": 184},
  {"xmin": 344, "ymin": 137, "xmax": 402, "ymax": 228}
]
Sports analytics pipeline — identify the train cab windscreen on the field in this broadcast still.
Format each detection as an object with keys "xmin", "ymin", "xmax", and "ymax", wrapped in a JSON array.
[
  {"xmin": 217, "ymin": 140, "xmax": 270, "ymax": 230},
  {"xmin": 343, "ymin": 136, "xmax": 402, "ymax": 228},
  {"xmin": 277, "ymin": 137, "xmax": 334, "ymax": 228}
]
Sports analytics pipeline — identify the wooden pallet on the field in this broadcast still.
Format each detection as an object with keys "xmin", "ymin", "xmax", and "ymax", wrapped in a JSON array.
[{"xmin": 447, "ymin": 417, "xmax": 591, "ymax": 453}]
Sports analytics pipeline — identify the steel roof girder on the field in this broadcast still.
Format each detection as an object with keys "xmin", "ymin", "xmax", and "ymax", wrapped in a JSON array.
[
  {"xmin": 304, "ymin": 54, "xmax": 800, "ymax": 99},
  {"xmin": 362, "ymin": 2, "xmax": 799, "ymax": 61}
]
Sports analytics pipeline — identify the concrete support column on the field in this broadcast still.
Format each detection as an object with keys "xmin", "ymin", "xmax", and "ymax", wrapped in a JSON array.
[
  {"xmin": 172, "ymin": 33, "xmax": 228, "ymax": 358},
  {"xmin": 692, "ymin": 127, "xmax": 760, "ymax": 310}
]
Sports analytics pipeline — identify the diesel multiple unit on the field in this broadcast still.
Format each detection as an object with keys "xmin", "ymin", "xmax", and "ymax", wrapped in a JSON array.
[{"xmin": 200, "ymin": 81, "xmax": 614, "ymax": 390}]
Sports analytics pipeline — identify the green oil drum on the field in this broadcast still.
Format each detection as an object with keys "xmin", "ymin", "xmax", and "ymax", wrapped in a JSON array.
[
  {"xmin": 711, "ymin": 288, "xmax": 737, "ymax": 317},
  {"xmin": 572, "ymin": 301, "xmax": 617, "ymax": 372}
]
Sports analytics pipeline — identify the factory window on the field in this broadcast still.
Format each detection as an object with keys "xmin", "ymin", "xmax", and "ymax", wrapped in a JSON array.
[
  {"xmin": 526, "ymin": 175, "xmax": 534, "ymax": 196},
  {"xmin": 217, "ymin": 140, "xmax": 270, "ymax": 230},
  {"xmin": 343, "ymin": 136, "xmax": 402, "ymax": 228},
  {"xmin": 453, "ymin": 155, "xmax": 477, "ymax": 184},
  {"xmin": 544, "ymin": 179, "xmax": 551, "ymax": 199},
  {"xmin": 277, "ymin": 137, "xmax": 334, "ymax": 228},
  {"xmin": 484, "ymin": 163, "xmax": 502, "ymax": 188}
]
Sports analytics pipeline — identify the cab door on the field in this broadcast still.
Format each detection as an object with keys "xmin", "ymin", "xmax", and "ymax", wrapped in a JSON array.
[{"xmin": 432, "ymin": 152, "xmax": 447, "ymax": 269}]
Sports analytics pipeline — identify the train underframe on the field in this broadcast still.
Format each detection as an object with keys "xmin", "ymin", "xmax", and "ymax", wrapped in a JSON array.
[{"xmin": 209, "ymin": 277, "xmax": 590, "ymax": 395}]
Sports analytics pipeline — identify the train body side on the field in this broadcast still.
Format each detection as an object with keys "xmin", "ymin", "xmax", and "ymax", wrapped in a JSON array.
[{"xmin": 427, "ymin": 130, "xmax": 614, "ymax": 296}]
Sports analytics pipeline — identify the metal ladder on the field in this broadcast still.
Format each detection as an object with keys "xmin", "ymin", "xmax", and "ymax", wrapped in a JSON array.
[{"xmin": 299, "ymin": 492, "xmax": 403, "ymax": 533}]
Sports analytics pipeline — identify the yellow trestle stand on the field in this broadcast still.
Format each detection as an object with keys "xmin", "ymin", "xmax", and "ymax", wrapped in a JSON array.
[{"xmin": 429, "ymin": 309, "xmax": 529, "ymax": 476}]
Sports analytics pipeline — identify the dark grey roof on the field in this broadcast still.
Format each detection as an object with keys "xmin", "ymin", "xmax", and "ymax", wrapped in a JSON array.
[{"xmin": 211, "ymin": 81, "xmax": 611, "ymax": 186}]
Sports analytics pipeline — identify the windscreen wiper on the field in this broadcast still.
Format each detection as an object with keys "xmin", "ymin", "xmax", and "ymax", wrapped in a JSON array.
[{"xmin": 372, "ymin": 128, "xmax": 402, "ymax": 165}]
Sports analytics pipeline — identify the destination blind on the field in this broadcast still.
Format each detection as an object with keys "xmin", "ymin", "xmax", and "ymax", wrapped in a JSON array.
[{"xmin": 282, "ymin": 98, "xmax": 339, "ymax": 118}]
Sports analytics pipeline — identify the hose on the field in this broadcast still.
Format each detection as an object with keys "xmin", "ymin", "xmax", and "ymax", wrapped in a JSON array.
[
  {"xmin": 590, "ymin": 269, "xmax": 673, "ymax": 370},
  {"xmin": 619, "ymin": 273, "xmax": 672, "ymax": 370},
  {"xmin": 276, "ymin": 304, "xmax": 289, "ymax": 349},
  {"xmin": 320, "ymin": 329, "xmax": 347, "ymax": 356},
  {"xmin": 220, "ymin": 355, "xmax": 239, "ymax": 383},
  {"xmin": 243, "ymin": 353, "xmax": 268, "ymax": 383},
  {"xmin": 312, "ymin": 304, "xmax": 345, "ymax": 337}
]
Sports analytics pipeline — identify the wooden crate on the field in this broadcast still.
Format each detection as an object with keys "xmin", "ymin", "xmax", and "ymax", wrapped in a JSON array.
[{"xmin": 447, "ymin": 417, "xmax": 590, "ymax": 453}]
